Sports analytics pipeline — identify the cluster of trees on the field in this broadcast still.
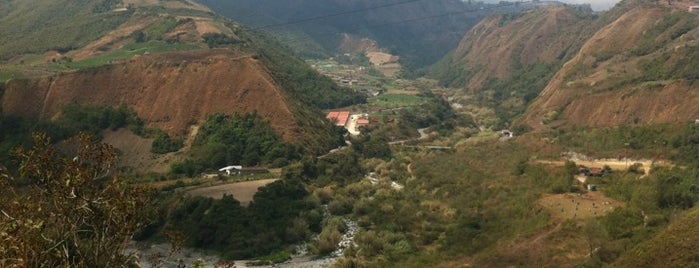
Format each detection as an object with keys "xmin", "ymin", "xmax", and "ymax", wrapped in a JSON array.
[
  {"xmin": 0, "ymin": 104, "xmax": 141, "ymax": 166},
  {"xmin": 54, "ymin": 103, "xmax": 145, "ymax": 138},
  {"xmin": 151, "ymin": 129, "xmax": 183, "ymax": 154},
  {"xmin": 246, "ymin": 30, "xmax": 367, "ymax": 109},
  {"xmin": 0, "ymin": 103, "xmax": 185, "ymax": 168},
  {"xmin": 352, "ymin": 133, "xmax": 391, "ymax": 160},
  {"xmin": 203, "ymin": 33, "xmax": 239, "ymax": 48},
  {"xmin": 148, "ymin": 141, "xmax": 366, "ymax": 261},
  {"xmin": 92, "ymin": 0, "xmax": 121, "ymax": 13},
  {"xmin": 142, "ymin": 178, "xmax": 323, "ymax": 260},
  {"xmin": 558, "ymin": 123, "xmax": 699, "ymax": 168},
  {"xmin": 171, "ymin": 113, "xmax": 300, "ymax": 176}
]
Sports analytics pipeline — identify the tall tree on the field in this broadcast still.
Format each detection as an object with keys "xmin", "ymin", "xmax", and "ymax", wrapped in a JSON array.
[{"xmin": 0, "ymin": 133, "xmax": 152, "ymax": 267}]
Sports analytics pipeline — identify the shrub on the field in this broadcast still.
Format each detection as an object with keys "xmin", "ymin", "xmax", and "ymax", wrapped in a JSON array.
[
  {"xmin": 628, "ymin": 163, "xmax": 645, "ymax": 175},
  {"xmin": 151, "ymin": 130, "xmax": 183, "ymax": 154}
]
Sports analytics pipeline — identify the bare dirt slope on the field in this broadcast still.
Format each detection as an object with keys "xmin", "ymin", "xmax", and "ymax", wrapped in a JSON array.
[
  {"xmin": 2, "ymin": 49, "xmax": 300, "ymax": 142},
  {"xmin": 69, "ymin": 15, "xmax": 160, "ymax": 61},
  {"xmin": 101, "ymin": 127, "xmax": 202, "ymax": 173},
  {"xmin": 520, "ymin": 5, "xmax": 699, "ymax": 129},
  {"xmin": 446, "ymin": 7, "xmax": 592, "ymax": 91}
]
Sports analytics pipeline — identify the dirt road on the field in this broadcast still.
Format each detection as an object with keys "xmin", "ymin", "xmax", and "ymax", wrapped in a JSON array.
[{"xmin": 538, "ymin": 157, "xmax": 666, "ymax": 176}]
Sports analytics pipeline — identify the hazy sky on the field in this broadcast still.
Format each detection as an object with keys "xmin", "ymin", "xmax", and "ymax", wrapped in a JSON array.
[
  {"xmin": 480, "ymin": 0, "xmax": 622, "ymax": 11},
  {"xmin": 561, "ymin": 0, "xmax": 621, "ymax": 11}
]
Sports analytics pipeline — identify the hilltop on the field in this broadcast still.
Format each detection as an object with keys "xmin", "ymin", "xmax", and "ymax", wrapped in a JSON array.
[
  {"xmin": 433, "ymin": 0, "xmax": 699, "ymax": 130},
  {"xmin": 520, "ymin": 1, "xmax": 699, "ymax": 129},
  {"xmin": 3, "ymin": 0, "xmax": 363, "ymax": 141},
  {"xmin": 431, "ymin": 6, "xmax": 596, "ymax": 123},
  {"xmin": 196, "ymin": 0, "xmax": 568, "ymax": 68},
  {"xmin": 2, "ymin": 50, "xmax": 298, "ymax": 140}
]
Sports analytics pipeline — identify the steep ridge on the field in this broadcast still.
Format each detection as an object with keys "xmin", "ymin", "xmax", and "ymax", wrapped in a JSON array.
[
  {"xmin": 520, "ymin": 2, "xmax": 699, "ymax": 129},
  {"xmin": 432, "ymin": 6, "xmax": 595, "ymax": 122},
  {"xmin": 197, "ymin": 0, "xmax": 493, "ymax": 67},
  {"xmin": 0, "ymin": 1, "xmax": 360, "ymax": 154},
  {"xmin": 2, "ymin": 50, "xmax": 303, "ymax": 141}
]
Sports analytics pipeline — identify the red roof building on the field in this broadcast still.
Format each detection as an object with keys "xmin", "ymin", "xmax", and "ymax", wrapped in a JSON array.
[
  {"xmin": 326, "ymin": 111, "xmax": 350, "ymax": 126},
  {"xmin": 356, "ymin": 118, "xmax": 370, "ymax": 126}
]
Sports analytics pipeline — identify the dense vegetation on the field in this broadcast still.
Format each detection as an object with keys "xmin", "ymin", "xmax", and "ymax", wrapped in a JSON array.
[
  {"xmin": 557, "ymin": 123, "xmax": 699, "ymax": 167},
  {"xmin": 143, "ymin": 179, "xmax": 321, "ymax": 261},
  {"xmin": 171, "ymin": 113, "xmax": 301, "ymax": 176},
  {"xmin": 144, "ymin": 147, "xmax": 366, "ymax": 262},
  {"xmin": 3, "ymin": 1, "xmax": 699, "ymax": 266},
  {"xmin": 0, "ymin": 103, "xmax": 180, "ymax": 167},
  {"xmin": 325, "ymin": 142, "xmax": 569, "ymax": 266},
  {"xmin": 316, "ymin": 121, "xmax": 699, "ymax": 267},
  {"xmin": 239, "ymin": 28, "xmax": 367, "ymax": 109},
  {"xmin": 197, "ymin": 0, "xmax": 492, "ymax": 68}
]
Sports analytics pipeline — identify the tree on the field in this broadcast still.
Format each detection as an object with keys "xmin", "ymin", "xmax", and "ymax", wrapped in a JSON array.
[{"xmin": 0, "ymin": 133, "xmax": 152, "ymax": 267}]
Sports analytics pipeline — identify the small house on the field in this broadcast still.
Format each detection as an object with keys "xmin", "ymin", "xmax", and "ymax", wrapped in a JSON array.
[
  {"xmin": 689, "ymin": 6, "xmax": 699, "ymax": 13},
  {"xmin": 219, "ymin": 165, "xmax": 243, "ymax": 175}
]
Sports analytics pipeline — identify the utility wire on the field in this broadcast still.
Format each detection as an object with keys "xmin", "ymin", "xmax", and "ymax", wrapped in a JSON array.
[
  {"xmin": 271, "ymin": 1, "xmax": 535, "ymax": 46},
  {"xmin": 251, "ymin": 0, "xmax": 427, "ymax": 30}
]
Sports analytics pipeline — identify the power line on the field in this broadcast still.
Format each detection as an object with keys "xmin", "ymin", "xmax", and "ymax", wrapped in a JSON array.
[
  {"xmin": 252, "ymin": 0, "xmax": 427, "ymax": 30},
  {"xmin": 271, "ymin": 1, "xmax": 535, "ymax": 46}
]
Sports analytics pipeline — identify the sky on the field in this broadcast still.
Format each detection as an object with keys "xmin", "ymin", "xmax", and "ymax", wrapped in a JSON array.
[
  {"xmin": 479, "ymin": 0, "xmax": 622, "ymax": 11},
  {"xmin": 561, "ymin": 0, "xmax": 621, "ymax": 11}
]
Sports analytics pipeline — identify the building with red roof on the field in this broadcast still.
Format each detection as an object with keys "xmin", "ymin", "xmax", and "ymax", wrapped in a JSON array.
[{"xmin": 326, "ymin": 111, "xmax": 350, "ymax": 127}]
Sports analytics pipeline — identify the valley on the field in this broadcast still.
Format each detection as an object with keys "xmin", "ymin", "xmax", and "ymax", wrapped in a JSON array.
[{"xmin": 1, "ymin": 0, "xmax": 699, "ymax": 267}]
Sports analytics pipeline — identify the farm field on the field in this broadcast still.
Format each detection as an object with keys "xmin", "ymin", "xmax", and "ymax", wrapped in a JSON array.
[
  {"xmin": 187, "ymin": 178, "xmax": 279, "ymax": 205},
  {"xmin": 538, "ymin": 192, "xmax": 624, "ymax": 220}
]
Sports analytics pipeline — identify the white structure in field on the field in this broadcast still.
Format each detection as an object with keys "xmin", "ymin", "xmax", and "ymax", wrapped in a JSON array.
[{"xmin": 219, "ymin": 165, "xmax": 242, "ymax": 175}]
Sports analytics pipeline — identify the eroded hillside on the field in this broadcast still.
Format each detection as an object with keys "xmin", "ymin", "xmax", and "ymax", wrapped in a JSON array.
[
  {"xmin": 520, "ymin": 2, "xmax": 699, "ymax": 129},
  {"xmin": 432, "ymin": 6, "xmax": 595, "ymax": 122},
  {"xmin": 0, "ymin": 0, "xmax": 362, "ymax": 156},
  {"xmin": 2, "ymin": 50, "xmax": 302, "ymax": 141}
]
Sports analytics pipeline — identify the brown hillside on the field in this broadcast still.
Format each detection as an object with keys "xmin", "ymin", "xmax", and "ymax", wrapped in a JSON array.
[
  {"xmin": 450, "ymin": 7, "xmax": 592, "ymax": 91},
  {"xmin": 1, "ymin": 49, "xmax": 300, "ymax": 142},
  {"xmin": 614, "ymin": 205, "xmax": 699, "ymax": 267},
  {"xmin": 520, "ymin": 5, "xmax": 699, "ymax": 129}
]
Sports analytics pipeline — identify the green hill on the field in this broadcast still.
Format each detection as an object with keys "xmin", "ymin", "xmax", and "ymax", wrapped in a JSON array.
[
  {"xmin": 0, "ymin": 0, "xmax": 364, "ymax": 170},
  {"xmin": 614, "ymin": 206, "xmax": 699, "ymax": 267},
  {"xmin": 196, "ymin": 0, "xmax": 496, "ymax": 67},
  {"xmin": 0, "ymin": 0, "xmax": 127, "ymax": 59}
]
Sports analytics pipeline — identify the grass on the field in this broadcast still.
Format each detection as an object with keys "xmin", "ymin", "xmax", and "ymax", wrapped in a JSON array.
[
  {"xmin": 0, "ymin": 0, "xmax": 130, "ymax": 59},
  {"xmin": 139, "ymin": 6, "xmax": 216, "ymax": 18},
  {"xmin": 368, "ymin": 94, "xmax": 425, "ymax": 109},
  {"xmin": 614, "ymin": 205, "xmax": 699, "ymax": 267},
  {"xmin": 0, "ymin": 71, "xmax": 18, "ymax": 83},
  {"xmin": 48, "ymin": 41, "xmax": 203, "ymax": 70}
]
